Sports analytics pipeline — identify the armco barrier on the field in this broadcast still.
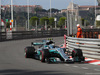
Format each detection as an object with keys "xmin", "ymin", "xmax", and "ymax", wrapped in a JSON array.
[
  {"xmin": 66, "ymin": 36, "xmax": 100, "ymax": 59},
  {"xmin": 0, "ymin": 30, "xmax": 67, "ymax": 41}
]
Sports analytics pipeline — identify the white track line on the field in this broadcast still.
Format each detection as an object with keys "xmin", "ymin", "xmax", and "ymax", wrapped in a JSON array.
[
  {"xmin": 81, "ymin": 67, "xmax": 88, "ymax": 70},
  {"xmin": 94, "ymin": 69, "xmax": 100, "ymax": 71},
  {"xmin": 85, "ymin": 73, "xmax": 100, "ymax": 75},
  {"xmin": 73, "ymin": 66, "xmax": 78, "ymax": 68},
  {"xmin": 64, "ymin": 64, "xmax": 69, "ymax": 66},
  {"xmin": 90, "ymin": 62, "xmax": 100, "ymax": 65},
  {"xmin": 85, "ymin": 58, "xmax": 94, "ymax": 61}
]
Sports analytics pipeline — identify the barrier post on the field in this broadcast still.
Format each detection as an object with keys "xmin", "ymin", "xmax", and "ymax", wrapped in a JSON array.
[
  {"xmin": 64, "ymin": 34, "xmax": 66, "ymax": 48},
  {"xmin": 6, "ymin": 20, "xmax": 12, "ymax": 39},
  {"xmin": 10, "ymin": 20, "xmax": 12, "ymax": 31}
]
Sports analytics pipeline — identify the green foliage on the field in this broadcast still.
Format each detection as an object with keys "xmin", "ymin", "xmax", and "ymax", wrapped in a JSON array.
[
  {"xmin": 81, "ymin": 18, "xmax": 84, "ymax": 26},
  {"xmin": 49, "ymin": 17, "xmax": 55, "ymax": 27},
  {"xmin": 34, "ymin": 7, "xmax": 42, "ymax": 13},
  {"xmin": 4, "ymin": 11, "xmax": 11, "ymax": 19},
  {"xmin": 41, "ymin": 9, "xmax": 47, "ymax": 12},
  {"xmin": 1, "ymin": 7, "xmax": 66, "ymax": 28},
  {"xmin": 85, "ymin": 20, "xmax": 90, "ymax": 26},
  {"xmin": 81, "ymin": 18, "xmax": 90, "ymax": 26},
  {"xmin": 6, "ymin": 22, "xmax": 10, "ymax": 28},
  {"xmin": 48, "ymin": 8, "xmax": 60, "ymax": 13},
  {"xmin": 62, "ymin": 12, "xmax": 66, "ymax": 16},
  {"xmin": 58, "ymin": 17, "xmax": 66, "ymax": 27},
  {"xmin": 40, "ymin": 17, "xmax": 49, "ymax": 25},
  {"xmin": 30, "ymin": 16, "xmax": 39, "ymax": 26},
  {"xmin": 96, "ymin": 21, "xmax": 100, "ymax": 27}
]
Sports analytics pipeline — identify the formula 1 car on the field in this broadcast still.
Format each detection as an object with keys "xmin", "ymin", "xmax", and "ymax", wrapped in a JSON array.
[{"xmin": 24, "ymin": 40, "xmax": 85, "ymax": 63}]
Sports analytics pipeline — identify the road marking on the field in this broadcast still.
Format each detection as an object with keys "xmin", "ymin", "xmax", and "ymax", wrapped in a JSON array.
[
  {"xmin": 85, "ymin": 58, "xmax": 94, "ymax": 61},
  {"xmin": 85, "ymin": 73, "xmax": 100, "ymax": 75},
  {"xmin": 85, "ymin": 58, "xmax": 100, "ymax": 66},
  {"xmin": 90, "ymin": 62, "xmax": 100, "ymax": 65},
  {"xmin": 94, "ymin": 69, "xmax": 100, "ymax": 71},
  {"xmin": 81, "ymin": 67, "xmax": 88, "ymax": 69},
  {"xmin": 73, "ymin": 66, "xmax": 78, "ymax": 68},
  {"xmin": 64, "ymin": 64, "xmax": 69, "ymax": 66}
]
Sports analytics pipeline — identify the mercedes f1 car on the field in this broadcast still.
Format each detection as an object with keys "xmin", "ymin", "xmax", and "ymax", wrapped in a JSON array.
[{"xmin": 24, "ymin": 40, "xmax": 85, "ymax": 63}]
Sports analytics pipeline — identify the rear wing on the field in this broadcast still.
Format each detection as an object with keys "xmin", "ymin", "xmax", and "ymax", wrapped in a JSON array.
[{"xmin": 31, "ymin": 42, "xmax": 45, "ymax": 46}]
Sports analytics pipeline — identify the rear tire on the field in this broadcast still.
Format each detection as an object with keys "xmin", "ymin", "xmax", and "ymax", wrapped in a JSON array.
[{"xmin": 24, "ymin": 46, "xmax": 35, "ymax": 58}]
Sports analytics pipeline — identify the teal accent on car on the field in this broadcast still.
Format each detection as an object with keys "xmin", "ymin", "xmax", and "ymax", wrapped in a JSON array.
[
  {"xmin": 40, "ymin": 54, "xmax": 42, "ymax": 60},
  {"xmin": 49, "ymin": 50, "xmax": 58, "ymax": 53},
  {"xmin": 49, "ymin": 57, "xmax": 57, "ymax": 62},
  {"xmin": 33, "ymin": 42, "xmax": 44, "ymax": 45},
  {"xmin": 37, "ymin": 50, "xmax": 41, "ymax": 55}
]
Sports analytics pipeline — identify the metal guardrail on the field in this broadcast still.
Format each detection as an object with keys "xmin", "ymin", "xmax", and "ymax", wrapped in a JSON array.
[
  {"xmin": 66, "ymin": 36, "xmax": 100, "ymax": 59},
  {"xmin": 0, "ymin": 30, "xmax": 67, "ymax": 42}
]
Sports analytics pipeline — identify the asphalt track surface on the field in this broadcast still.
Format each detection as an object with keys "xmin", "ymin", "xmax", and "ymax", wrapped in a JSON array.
[{"xmin": 0, "ymin": 37, "xmax": 100, "ymax": 75}]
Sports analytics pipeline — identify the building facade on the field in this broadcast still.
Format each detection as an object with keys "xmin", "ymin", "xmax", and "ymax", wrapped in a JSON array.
[{"xmin": 1, "ymin": 5, "xmax": 43, "ymax": 13}]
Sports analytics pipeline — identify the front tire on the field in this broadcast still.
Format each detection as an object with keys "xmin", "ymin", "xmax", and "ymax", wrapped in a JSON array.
[
  {"xmin": 40, "ymin": 49, "xmax": 50, "ymax": 62},
  {"xmin": 72, "ymin": 49, "xmax": 84, "ymax": 62}
]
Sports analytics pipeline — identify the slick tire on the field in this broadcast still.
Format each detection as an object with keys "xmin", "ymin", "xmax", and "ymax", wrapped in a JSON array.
[
  {"xmin": 72, "ymin": 49, "xmax": 83, "ymax": 58},
  {"xmin": 40, "ymin": 49, "xmax": 50, "ymax": 62},
  {"xmin": 72, "ymin": 49, "xmax": 84, "ymax": 62},
  {"xmin": 24, "ymin": 46, "xmax": 35, "ymax": 58}
]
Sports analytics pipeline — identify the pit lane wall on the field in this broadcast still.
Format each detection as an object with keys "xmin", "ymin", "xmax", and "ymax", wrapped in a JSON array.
[
  {"xmin": 66, "ymin": 36, "xmax": 100, "ymax": 59},
  {"xmin": 0, "ymin": 30, "xmax": 67, "ymax": 42}
]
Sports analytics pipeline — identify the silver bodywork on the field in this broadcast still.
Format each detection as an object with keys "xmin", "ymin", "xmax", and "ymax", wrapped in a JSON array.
[{"xmin": 56, "ymin": 48, "xmax": 72, "ymax": 62}]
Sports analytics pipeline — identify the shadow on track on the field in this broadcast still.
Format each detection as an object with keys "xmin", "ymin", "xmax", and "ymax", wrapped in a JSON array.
[{"xmin": 0, "ymin": 69, "xmax": 80, "ymax": 75}]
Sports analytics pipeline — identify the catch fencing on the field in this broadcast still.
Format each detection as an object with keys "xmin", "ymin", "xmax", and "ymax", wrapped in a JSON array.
[
  {"xmin": 0, "ymin": 30, "xmax": 67, "ymax": 42},
  {"xmin": 82, "ymin": 29, "xmax": 100, "ymax": 38},
  {"xmin": 66, "ymin": 36, "xmax": 100, "ymax": 59}
]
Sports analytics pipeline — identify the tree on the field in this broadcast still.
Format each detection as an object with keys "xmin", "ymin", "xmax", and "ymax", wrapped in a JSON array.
[
  {"xmin": 41, "ymin": 9, "xmax": 47, "ymax": 12},
  {"xmin": 4, "ymin": 11, "xmax": 11, "ymax": 20},
  {"xmin": 6, "ymin": 22, "xmax": 10, "ymax": 28},
  {"xmin": 40, "ymin": 17, "xmax": 49, "ymax": 25},
  {"xmin": 85, "ymin": 20, "xmax": 90, "ymax": 26},
  {"xmin": 48, "ymin": 8, "xmax": 60, "ymax": 13},
  {"xmin": 62, "ymin": 12, "xmax": 66, "ymax": 16},
  {"xmin": 81, "ymin": 18, "xmax": 90, "ymax": 27},
  {"xmin": 34, "ymin": 7, "xmax": 42, "ymax": 14},
  {"xmin": 30, "ymin": 16, "xmax": 39, "ymax": 26},
  {"xmin": 81, "ymin": 18, "xmax": 85, "ymax": 26},
  {"xmin": 49, "ymin": 17, "xmax": 55, "ymax": 27},
  {"xmin": 58, "ymin": 17, "xmax": 66, "ymax": 28},
  {"xmin": 96, "ymin": 21, "xmax": 100, "ymax": 27}
]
